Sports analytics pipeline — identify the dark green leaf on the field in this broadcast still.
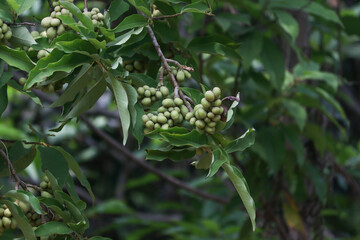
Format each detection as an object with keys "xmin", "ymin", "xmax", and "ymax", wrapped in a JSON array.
[
  {"xmin": 127, "ymin": 0, "xmax": 151, "ymax": 18},
  {"xmin": 8, "ymin": 26, "xmax": 37, "ymax": 47},
  {"xmin": 0, "ymin": 45, "xmax": 35, "ymax": 72},
  {"xmin": 35, "ymin": 222, "xmax": 73, "ymax": 236},
  {"xmin": 225, "ymin": 128, "xmax": 256, "ymax": 153},
  {"xmin": 113, "ymin": 14, "xmax": 147, "ymax": 33},
  {"xmin": 146, "ymin": 148, "xmax": 196, "ymax": 161},
  {"xmin": 282, "ymin": 100, "xmax": 307, "ymax": 131},
  {"xmin": 60, "ymin": 1, "xmax": 94, "ymax": 31},
  {"xmin": 181, "ymin": 1, "xmax": 210, "ymax": 14},
  {"xmin": 207, "ymin": 147, "xmax": 229, "ymax": 178},
  {"xmin": 109, "ymin": 0, "xmax": 129, "ymax": 22},
  {"xmin": 159, "ymin": 130, "xmax": 209, "ymax": 148}
]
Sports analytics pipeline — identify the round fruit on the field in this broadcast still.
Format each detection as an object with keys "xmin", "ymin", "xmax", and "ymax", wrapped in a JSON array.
[
  {"xmin": 189, "ymin": 117, "xmax": 196, "ymax": 125},
  {"xmin": 176, "ymin": 70, "xmax": 185, "ymax": 82},
  {"xmin": 205, "ymin": 91, "xmax": 215, "ymax": 102},
  {"xmin": 4, "ymin": 209, "xmax": 11, "ymax": 217},
  {"xmin": 141, "ymin": 98, "xmax": 152, "ymax": 106},
  {"xmin": 46, "ymin": 27, "xmax": 57, "ymax": 39},
  {"xmin": 41, "ymin": 191, "xmax": 53, "ymax": 198},
  {"xmin": 4, "ymin": 31, "xmax": 12, "ymax": 40},
  {"xmin": 162, "ymin": 98, "xmax": 174, "ymax": 108},
  {"xmin": 195, "ymin": 120, "xmax": 205, "ymax": 129},
  {"xmin": 41, "ymin": 17, "xmax": 52, "ymax": 28},
  {"xmin": 214, "ymin": 99, "xmax": 222, "ymax": 107},
  {"xmin": 2, "ymin": 217, "xmax": 11, "ymax": 229},
  {"xmin": 212, "ymin": 107, "xmax": 221, "ymax": 115},
  {"xmin": 145, "ymin": 121, "xmax": 154, "ymax": 129},
  {"xmin": 208, "ymin": 122, "xmax": 216, "ymax": 127},
  {"xmin": 197, "ymin": 108, "xmax": 207, "ymax": 119},
  {"xmin": 170, "ymin": 110, "xmax": 179, "ymax": 120},
  {"xmin": 158, "ymin": 115, "xmax": 167, "ymax": 124},
  {"xmin": 213, "ymin": 87, "xmax": 221, "ymax": 98},
  {"xmin": 144, "ymin": 90, "xmax": 151, "ymax": 97},
  {"xmin": 50, "ymin": 18, "xmax": 61, "ymax": 27},
  {"xmin": 201, "ymin": 98, "xmax": 211, "ymax": 109},
  {"xmin": 160, "ymin": 86, "xmax": 169, "ymax": 96},
  {"xmin": 142, "ymin": 115, "xmax": 149, "ymax": 123},
  {"xmin": 184, "ymin": 70, "xmax": 191, "ymax": 79},
  {"xmin": 137, "ymin": 87, "xmax": 145, "ymax": 95},
  {"xmin": 155, "ymin": 91, "xmax": 162, "ymax": 99},
  {"xmin": 185, "ymin": 112, "xmax": 193, "ymax": 120},
  {"xmin": 174, "ymin": 98, "xmax": 183, "ymax": 106}
]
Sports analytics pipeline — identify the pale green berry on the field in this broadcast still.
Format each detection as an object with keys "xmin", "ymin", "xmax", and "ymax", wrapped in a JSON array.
[
  {"xmin": 205, "ymin": 91, "xmax": 215, "ymax": 102},
  {"xmin": 213, "ymin": 87, "xmax": 221, "ymax": 98}
]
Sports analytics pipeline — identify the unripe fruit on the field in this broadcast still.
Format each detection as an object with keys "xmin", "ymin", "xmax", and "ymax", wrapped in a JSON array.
[
  {"xmin": 144, "ymin": 128, "xmax": 152, "ymax": 134},
  {"xmin": 151, "ymin": 115, "xmax": 158, "ymax": 123},
  {"xmin": 197, "ymin": 108, "xmax": 207, "ymax": 119},
  {"xmin": 40, "ymin": 31, "xmax": 47, "ymax": 37},
  {"xmin": 145, "ymin": 121, "xmax": 154, "ymax": 129},
  {"xmin": 54, "ymin": 6, "xmax": 61, "ymax": 12},
  {"xmin": 185, "ymin": 112, "xmax": 193, "ymax": 120},
  {"xmin": 213, "ymin": 87, "xmax": 221, "ymax": 98},
  {"xmin": 92, "ymin": 19, "xmax": 98, "ymax": 26},
  {"xmin": 158, "ymin": 106, "xmax": 166, "ymax": 113},
  {"xmin": 219, "ymin": 106, "xmax": 224, "ymax": 114},
  {"xmin": 201, "ymin": 98, "xmax": 211, "ymax": 109},
  {"xmin": 2, "ymin": 217, "xmax": 11, "ymax": 229},
  {"xmin": 190, "ymin": 117, "xmax": 196, "ymax": 125},
  {"xmin": 0, "ymin": 219, "xmax": 2, "ymax": 228},
  {"xmin": 184, "ymin": 70, "xmax": 191, "ymax": 79},
  {"xmin": 57, "ymin": 24, "xmax": 66, "ymax": 35},
  {"xmin": 205, "ymin": 126, "xmax": 215, "ymax": 134},
  {"xmin": 214, "ymin": 99, "xmax": 222, "ymax": 107},
  {"xmin": 176, "ymin": 70, "xmax": 185, "ymax": 82},
  {"xmin": 35, "ymin": 218, "xmax": 42, "ymax": 226},
  {"xmin": 134, "ymin": 61, "xmax": 142, "ymax": 70},
  {"xmin": 162, "ymin": 98, "xmax": 174, "ymax": 108},
  {"xmin": 0, "ymin": 33, "xmax": 3, "ymax": 40},
  {"xmin": 172, "ymin": 69, "xmax": 177, "ymax": 75},
  {"xmin": 31, "ymin": 31, "xmax": 39, "ymax": 38},
  {"xmin": 160, "ymin": 86, "xmax": 169, "ymax": 96},
  {"xmin": 142, "ymin": 115, "xmax": 149, "ymax": 124},
  {"xmin": 141, "ymin": 98, "xmax": 151, "ymax": 106},
  {"xmin": 194, "ymin": 104, "xmax": 203, "ymax": 112},
  {"xmin": 164, "ymin": 111, "xmax": 170, "ymax": 118},
  {"xmin": 155, "ymin": 91, "xmax": 162, "ymax": 99},
  {"xmin": 0, "ymin": 19, "xmax": 3, "ymax": 26},
  {"xmin": 213, "ymin": 115, "xmax": 221, "ymax": 122},
  {"xmin": 51, "ymin": 18, "xmax": 61, "ymax": 27},
  {"xmin": 97, "ymin": 13, "xmax": 104, "ymax": 20},
  {"xmin": 0, "ymin": 208, "xmax": 4, "ymax": 216},
  {"xmin": 61, "ymin": 9, "xmax": 70, "ymax": 15},
  {"xmin": 161, "ymin": 124, "xmax": 169, "ymax": 130},
  {"xmin": 205, "ymin": 91, "xmax": 215, "ymax": 102},
  {"xmin": 46, "ymin": 27, "xmax": 57, "ymax": 39},
  {"xmin": 125, "ymin": 64, "xmax": 134, "ymax": 72},
  {"xmin": 31, "ymin": 213, "xmax": 39, "ymax": 220},
  {"xmin": 51, "ymin": 11, "xmax": 56, "ymax": 18},
  {"xmin": 19, "ymin": 77, "xmax": 26, "ymax": 85},
  {"xmin": 37, "ymin": 50, "xmax": 48, "ymax": 59},
  {"xmin": 4, "ymin": 31, "xmax": 12, "ymax": 40},
  {"xmin": 174, "ymin": 98, "xmax": 183, "ymax": 106},
  {"xmin": 195, "ymin": 120, "xmax": 205, "ymax": 129},
  {"xmin": 168, "ymin": 119, "xmax": 174, "ymax": 126},
  {"xmin": 151, "ymin": 96, "xmax": 156, "ymax": 101},
  {"xmin": 4, "ymin": 209, "xmax": 11, "ymax": 217},
  {"xmin": 150, "ymin": 87, "xmax": 156, "ymax": 95},
  {"xmin": 154, "ymin": 123, "xmax": 160, "ymax": 129},
  {"xmin": 41, "ymin": 191, "xmax": 53, "ymax": 198},
  {"xmin": 41, "ymin": 17, "xmax": 52, "ymax": 28},
  {"xmin": 171, "ymin": 110, "xmax": 179, "ymax": 120},
  {"xmin": 93, "ymin": 8, "xmax": 100, "ymax": 13},
  {"xmin": 144, "ymin": 90, "xmax": 151, "ymax": 97},
  {"xmin": 208, "ymin": 122, "xmax": 216, "ymax": 128},
  {"xmin": 204, "ymin": 117, "xmax": 211, "ymax": 123},
  {"xmin": 56, "ymin": 12, "xmax": 62, "ymax": 17},
  {"xmin": 137, "ymin": 87, "xmax": 145, "ymax": 95},
  {"xmin": 181, "ymin": 105, "xmax": 189, "ymax": 116},
  {"xmin": 168, "ymin": 107, "xmax": 174, "ymax": 112},
  {"xmin": 158, "ymin": 115, "xmax": 167, "ymax": 124},
  {"xmin": 2, "ymin": 24, "xmax": 8, "ymax": 32},
  {"xmin": 207, "ymin": 112, "xmax": 215, "ymax": 119},
  {"xmin": 19, "ymin": 201, "xmax": 30, "ymax": 213},
  {"xmin": 84, "ymin": 12, "xmax": 92, "ymax": 18},
  {"xmin": 212, "ymin": 107, "xmax": 221, "ymax": 115}
]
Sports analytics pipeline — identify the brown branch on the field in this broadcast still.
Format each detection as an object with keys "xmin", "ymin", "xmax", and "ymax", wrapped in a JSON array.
[
  {"xmin": 166, "ymin": 59, "xmax": 194, "ymax": 72},
  {"xmin": 5, "ymin": 22, "xmax": 36, "ymax": 26},
  {"xmin": 81, "ymin": 115, "xmax": 227, "ymax": 204},
  {"xmin": 47, "ymin": 0, "xmax": 52, "ymax": 13},
  {"xmin": 222, "ymin": 95, "xmax": 240, "ymax": 103},
  {"xmin": 0, "ymin": 147, "xmax": 28, "ymax": 191},
  {"xmin": 0, "ymin": 139, "xmax": 51, "ymax": 147},
  {"xmin": 146, "ymin": 23, "xmax": 193, "ymax": 111},
  {"xmin": 84, "ymin": 0, "xmax": 88, "ymax": 12}
]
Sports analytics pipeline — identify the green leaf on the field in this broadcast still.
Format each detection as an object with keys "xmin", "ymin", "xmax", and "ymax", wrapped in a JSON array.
[
  {"xmin": 65, "ymin": 77, "xmax": 107, "ymax": 119},
  {"xmin": 159, "ymin": 130, "xmax": 209, "ymax": 148},
  {"xmin": 113, "ymin": 14, "xmax": 148, "ymax": 33},
  {"xmin": 39, "ymin": 146, "xmax": 70, "ymax": 187},
  {"xmin": 7, "ymin": 80, "xmax": 42, "ymax": 106},
  {"xmin": 146, "ymin": 148, "xmax": 196, "ymax": 161},
  {"xmin": 0, "ymin": 85, "xmax": 7, "ymax": 117},
  {"xmin": 0, "ymin": 45, "xmax": 35, "ymax": 72},
  {"xmin": 225, "ymin": 128, "xmax": 256, "ymax": 153},
  {"xmin": 127, "ymin": 0, "xmax": 151, "ymax": 18},
  {"xmin": 109, "ymin": 76, "xmax": 131, "ymax": 145},
  {"xmin": 298, "ymin": 71, "xmax": 339, "ymax": 92},
  {"xmin": 55, "ymin": 39, "xmax": 98, "ymax": 55},
  {"xmin": 52, "ymin": 146, "xmax": 95, "ymax": 203},
  {"xmin": 6, "ymin": 0, "xmax": 20, "ymax": 12},
  {"xmin": 108, "ymin": 27, "xmax": 144, "ymax": 46},
  {"xmin": 51, "ymin": 64, "xmax": 100, "ymax": 107},
  {"xmin": 8, "ymin": 26, "xmax": 37, "ymax": 47},
  {"xmin": 260, "ymin": 38, "xmax": 285, "ymax": 90},
  {"xmin": 283, "ymin": 126, "xmax": 305, "ymax": 166},
  {"xmin": 15, "ymin": 0, "xmax": 34, "ymax": 14},
  {"xmin": 109, "ymin": 0, "xmax": 129, "ymax": 22},
  {"xmin": 0, "ymin": 143, "xmax": 37, "ymax": 177},
  {"xmin": 60, "ymin": 1, "xmax": 94, "ymax": 31},
  {"xmin": 282, "ymin": 100, "xmax": 307, "ymax": 131},
  {"xmin": 275, "ymin": 10, "xmax": 299, "ymax": 43},
  {"xmin": 25, "ymin": 52, "xmax": 91, "ymax": 89},
  {"xmin": 4, "ymin": 190, "xmax": 43, "ymax": 214},
  {"xmin": 123, "ymin": 82, "xmax": 138, "ymax": 128},
  {"xmin": 238, "ymin": 31, "xmax": 263, "ymax": 69},
  {"xmin": 222, "ymin": 163, "xmax": 256, "ymax": 231},
  {"xmin": 181, "ymin": 1, "xmax": 210, "ymax": 14},
  {"xmin": 224, "ymin": 93, "xmax": 241, "ymax": 130},
  {"xmin": 207, "ymin": 147, "xmax": 229, "ymax": 178},
  {"xmin": 0, "ymin": 199, "xmax": 36, "ymax": 240},
  {"xmin": 35, "ymin": 222, "xmax": 73, "ymax": 236},
  {"xmin": 131, "ymin": 104, "xmax": 145, "ymax": 147}
]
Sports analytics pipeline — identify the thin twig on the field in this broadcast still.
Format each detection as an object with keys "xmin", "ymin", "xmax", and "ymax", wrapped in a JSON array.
[
  {"xmin": 0, "ymin": 147, "xmax": 28, "ymax": 191},
  {"xmin": 222, "ymin": 95, "xmax": 240, "ymax": 102},
  {"xmin": 84, "ymin": 0, "xmax": 88, "ymax": 12},
  {"xmin": 81, "ymin": 115, "xmax": 227, "ymax": 204},
  {"xmin": 47, "ymin": 0, "xmax": 52, "ymax": 12},
  {"xmin": 5, "ymin": 22, "xmax": 36, "ymax": 26},
  {"xmin": 166, "ymin": 59, "xmax": 194, "ymax": 72},
  {"xmin": 183, "ymin": 95, "xmax": 194, "ymax": 105},
  {"xmin": 159, "ymin": 66, "xmax": 165, "ymax": 86},
  {"xmin": 0, "ymin": 139, "xmax": 51, "ymax": 147},
  {"xmin": 145, "ymin": 23, "xmax": 193, "ymax": 111}
]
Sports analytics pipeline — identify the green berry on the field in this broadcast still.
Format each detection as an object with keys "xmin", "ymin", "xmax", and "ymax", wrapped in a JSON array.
[
  {"xmin": 201, "ymin": 98, "xmax": 211, "ymax": 109},
  {"xmin": 41, "ymin": 191, "xmax": 53, "ymax": 198},
  {"xmin": 144, "ymin": 90, "xmax": 151, "ymax": 97},
  {"xmin": 54, "ymin": 6, "xmax": 61, "ymax": 12},
  {"xmin": 205, "ymin": 91, "xmax": 215, "ymax": 102},
  {"xmin": 184, "ymin": 70, "xmax": 191, "ymax": 79},
  {"xmin": 161, "ymin": 124, "xmax": 169, "ymax": 130},
  {"xmin": 181, "ymin": 105, "xmax": 189, "ymax": 116},
  {"xmin": 4, "ymin": 209, "xmax": 11, "ymax": 217},
  {"xmin": 0, "ymin": 19, "xmax": 3, "ymax": 27},
  {"xmin": 208, "ymin": 122, "xmax": 216, "ymax": 128},
  {"xmin": 41, "ymin": 17, "xmax": 52, "ymax": 28},
  {"xmin": 137, "ymin": 87, "xmax": 145, "ymax": 95},
  {"xmin": 2, "ymin": 217, "xmax": 11, "ymax": 229},
  {"xmin": 160, "ymin": 86, "xmax": 169, "ymax": 96},
  {"xmin": 46, "ymin": 27, "xmax": 57, "ymax": 39},
  {"xmin": 204, "ymin": 117, "xmax": 211, "ymax": 123},
  {"xmin": 162, "ymin": 98, "xmax": 174, "ymax": 108},
  {"xmin": 134, "ymin": 61, "xmax": 142, "ymax": 70},
  {"xmin": 164, "ymin": 111, "xmax": 171, "ymax": 118},
  {"xmin": 125, "ymin": 64, "xmax": 134, "ymax": 72},
  {"xmin": 145, "ymin": 121, "xmax": 154, "ymax": 129},
  {"xmin": 151, "ymin": 96, "xmax": 156, "ymax": 101},
  {"xmin": 194, "ymin": 104, "xmax": 203, "ymax": 112},
  {"xmin": 158, "ymin": 106, "xmax": 166, "ymax": 113},
  {"xmin": 154, "ymin": 123, "xmax": 161, "ymax": 129},
  {"xmin": 57, "ymin": 24, "xmax": 66, "ymax": 35},
  {"xmin": 50, "ymin": 18, "xmax": 61, "ymax": 27},
  {"xmin": 4, "ymin": 31, "xmax": 12, "ymax": 40},
  {"xmin": 168, "ymin": 119, "xmax": 174, "ymax": 127},
  {"xmin": 141, "ymin": 97, "xmax": 152, "ymax": 106},
  {"xmin": 212, "ymin": 107, "xmax": 221, "ymax": 115},
  {"xmin": 97, "ymin": 13, "xmax": 104, "ymax": 20},
  {"xmin": 142, "ymin": 115, "xmax": 149, "ymax": 124},
  {"xmin": 205, "ymin": 126, "xmax": 215, "ymax": 134},
  {"xmin": 197, "ymin": 108, "xmax": 207, "ymax": 119},
  {"xmin": 171, "ymin": 110, "xmax": 179, "ymax": 120},
  {"xmin": 174, "ymin": 98, "xmax": 183, "ymax": 106},
  {"xmin": 2, "ymin": 24, "xmax": 8, "ymax": 32},
  {"xmin": 207, "ymin": 112, "xmax": 215, "ymax": 119},
  {"xmin": 40, "ymin": 181, "xmax": 48, "ymax": 189},
  {"xmin": 213, "ymin": 87, "xmax": 221, "ymax": 99},
  {"xmin": 158, "ymin": 115, "xmax": 167, "ymax": 124},
  {"xmin": 31, "ymin": 31, "xmax": 39, "ymax": 38},
  {"xmin": 155, "ymin": 91, "xmax": 162, "ymax": 99},
  {"xmin": 195, "ymin": 120, "xmax": 205, "ymax": 129},
  {"xmin": 10, "ymin": 218, "xmax": 17, "ymax": 229},
  {"xmin": 176, "ymin": 70, "xmax": 185, "ymax": 82},
  {"xmin": 189, "ymin": 117, "xmax": 196, "ymax": 125},
  {"xmin": 151, "ymin": 115, "xmax": 158, "ymax": 123},
  {"xmin": 150, "ymin": 87, "xmax": 156, "ymax": 95},
  {"xmin": 214, "ymin": 99, "xmax": 222, "ymax": 107},
  {"xmin": 213, "ymin": 115, "xmax": 221, "ymax": 122},
  {"xmin": 18, "ymin": 202, "xmax": 30, "ymax": 214},
  {"xmin": 185, "ymin": 112, "xmax": 193, "ymax": 120}
]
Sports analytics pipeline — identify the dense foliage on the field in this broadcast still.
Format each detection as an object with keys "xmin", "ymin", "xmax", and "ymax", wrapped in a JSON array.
[{"xmin": 0, "ymin": 0, "xmax": 360, "ymax": 239}]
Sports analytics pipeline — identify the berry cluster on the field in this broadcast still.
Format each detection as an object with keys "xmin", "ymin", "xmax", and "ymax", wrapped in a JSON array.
[
  {"xmin": 0, "ymin": 204, "xmax": 18, "ymax": 234},
  {"xmin": 40, "ymin": 175, "xmax": 54, "ymax": 198},
  {"xmin": 187, "ymin": 87, "xmax": 223, "ymax": 134},
  {"xmin": 142, "ymin": 97, "xmax": 189, "ymax": 133},
  {"xmin": 137, "ymin": 85, "xmax": 169, "ymax": 107},
  {"xmin": 0, "ymin": 19, "xmax": 12, "ymax": 42},
  {"xmin": 41, "ymin": 0, "xmax": 73, "ymax": 39},
  {"xmin": 84, "ymin": 8, "xmax": 104, "ymax": 28},
  {"xmin": 163, "ymin": 66, "xmax": 192, "ymax": 84},
  {"xmin": 151, "ymin": 5, "xmax": 162, "ymax": 18},
  {"xmin": 123, "ymin": 60, "xmax": 145, "ymax": 73}
]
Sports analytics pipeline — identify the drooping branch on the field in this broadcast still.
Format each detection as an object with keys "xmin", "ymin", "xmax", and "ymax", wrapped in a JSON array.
[
  {"xmin": 81, "ymin": 115, "xmax": 227, "ymax": 204},
  {"xmin": 0, "ymin": 145, "xmax": 28, "ymax": 191}
]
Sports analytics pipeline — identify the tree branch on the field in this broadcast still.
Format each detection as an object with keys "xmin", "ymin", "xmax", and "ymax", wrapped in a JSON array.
[
  {"xmin": 5, "ymin": 22, "xmax": 36, "ymax": 26},
  {"xmin": 80, "ymin": 115, "xmax": 227, "ymax": 204},
  {"xmin": 0, "ymin": 145, "xmax": 28, "ymax": 191}
]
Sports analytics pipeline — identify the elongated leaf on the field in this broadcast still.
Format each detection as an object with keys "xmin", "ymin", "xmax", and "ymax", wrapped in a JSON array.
[
  {"xmin": 8, "ymin": 26, "xmax": 37, "ymax": 47},
  {"xmin": 0, "ymin": 199, "xmax": 36, "ymax": 240},
  {"xmin": 160, "ymin": 130, "xmax": 208, "ymax": 148},
  {"xmin": 299, "ymin": 71, "xmax": 339, "ymax": 92},
  {"xmin": 282, "ymin": 100, "xmax": 307, "ymax": 131},
  {"xmin": 207, "ymin": 148, "xmax": 229, "ymax": 178},
  {"xmin": 113, "ymin": 14, "xmax": 147, "ymax": 33},
  {"xmin": 65, "ymin": 78, "xmax": 106, "ymax": 119},
  {"xmin": 53, "ymin": 146, "xmax": 95, "ymax": 202},
  {"xmin": 222, "ymin": 163, "xmax": 256, "ymax": 231},
  {"xmin": 225, "ymin": 128, "xmax": 256, "ymax": 153},
  {"xmin": 109, "ymin": 76, "xmax": 131, "ymax": 145},
  {"xmin": 60, "ymin": 1, "xmax": 94, "ymax": 31},
  {"xmin": 0, "ymin": 45, "xmax": 35, "ymax": 72},
  {"xmin": 35, "ymin": 222, "xmax": 73, "ymax": 236},
  {"xmin": 181, "ymin": 1, "xmax": 210, "ymax": 14},
  {"xmin": 127, "ymin": 0, "xmax": 151, "ymax": 18},
  {"xmin": 275, "ymin": 10, "xmax": 299, "ymax": 42},
  {"xmin": 25, "ymin": 52, "xmax": 91, "ymax": 89},
  {"xmin": 4, "ymin": 190, "xmax": 43, "ymax": 214},
  {"xmin": 224, "ymin": 92, "xmax": 240, "ymax": 130},
  {"xmin": 39, "ymin": 146, "xmax": 70, "ymax": 187},
  {"xmin": 109, "ymin": 0, "xmax": 129, "ymax": 22},
  {"xmin": 146, "ymin": 148, "xmax": 196, "ymax": 161}
]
